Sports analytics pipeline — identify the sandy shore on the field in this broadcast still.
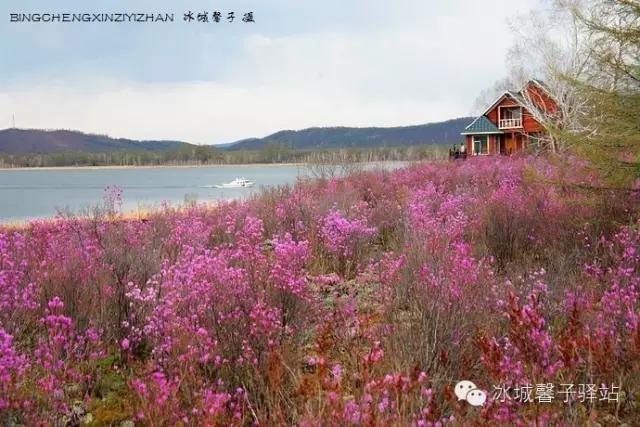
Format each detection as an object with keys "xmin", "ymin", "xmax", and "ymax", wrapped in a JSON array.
[
  {"xmin": 1, "ymin": 201, "xmax": 223, "ymax": 230},
  {"xmin": 0, "ymin": 163, "xmax": 307, "ymax": 171}
]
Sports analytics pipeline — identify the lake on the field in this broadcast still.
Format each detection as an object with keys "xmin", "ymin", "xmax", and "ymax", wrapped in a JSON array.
[
  {"xmin": 0, "ymin": 163, "xmax": 407, "ymax": 223},
  {"xmin": 0, "ymin": 165, "xmax": 308, "ymax": 223}
]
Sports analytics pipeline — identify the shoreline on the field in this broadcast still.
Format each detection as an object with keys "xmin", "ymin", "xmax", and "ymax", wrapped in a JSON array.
[
  {"xmin": 1, "ymin": 201, "xmax": 222, "ymax": 230},
  {"xmin": 0, "ymin": 161, "xmax": 413, "ymax": 226},
  {"xmin": 0, "ymin": 160, "xmax": 415, "ymax": 172},
  {"xmin": 0, "ymin": 162, "xmax": 308, "ymax": 171}
]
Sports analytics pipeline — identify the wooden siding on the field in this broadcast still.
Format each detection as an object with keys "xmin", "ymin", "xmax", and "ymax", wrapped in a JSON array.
[
  {"xmin": 485, "ymin": 87, "xmax": 555, "ymax": 134},
  {"xmin": 489, "ymin": 135, "xmax": 497, "ymax": 155},
  {"xmin": 465, "ymin": 134, "xmax": 500, "ymax": 155},
  {"xmin": 522, "ymin": 82, "xmax": 557, "ymax": 114},
  {"xmin": 522, "ymin": 110, "xmax": 544, "ymax": 133},
  {"xmin": 486, "ymin": 96, "xmax": 520, "ymax": 123}
]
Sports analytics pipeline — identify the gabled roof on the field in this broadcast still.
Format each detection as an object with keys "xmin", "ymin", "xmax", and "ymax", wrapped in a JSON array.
[
  {"xmin": 479, "ymin": 91, "xmax": 526, "ymax": 119},
  {"xmin": 528, "ymin": 79, "xmax": 551, "ymax": 93},
  {"xmin": 506, "ymin": 90, "xmax": 526, "ymax": 106},
  {"xmin": 521, "ymin": 79, "xmax": 558, "ymax": 107},
  {"xmin": 477, "ymin": 80, "xmax": 551, "ymax": 119},
  {"xmin": 460, "ymin": 116, "xmax": 503, "ymax": 135}
]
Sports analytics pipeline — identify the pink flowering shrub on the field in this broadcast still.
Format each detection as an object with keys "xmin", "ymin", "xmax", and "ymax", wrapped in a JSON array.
[
  {"xmin": 0, "ymin": 232, "xmax": 39, "ymax": 335},
  {"xmin": 0, "ymin": 329, "xmax": 29, "ymax": 413},
  {"xmin": 270, "ymin": 232, "xmax": 310, "ymax": 296},
  {"xmin": 0, "ymin": 155, "xmax": 639, "ymax": 424},
  {"xmin": 321, "ymin": 209, "xmax": 377, "ymax": 257},
  {"xmin": 320, "ymin": 208, "xmax": 377, "ymax": 276}
]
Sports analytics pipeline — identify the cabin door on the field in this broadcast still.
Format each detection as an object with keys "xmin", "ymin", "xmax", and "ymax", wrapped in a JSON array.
[{"xmin": 505, "ymin": 133, "xmax": 517, "ymax": 154}]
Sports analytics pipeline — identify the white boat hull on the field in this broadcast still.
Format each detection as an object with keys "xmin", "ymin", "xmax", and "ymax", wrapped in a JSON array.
[{"xmin": 214, "ymin": 183, "xmax": 254, "ymax": 189}]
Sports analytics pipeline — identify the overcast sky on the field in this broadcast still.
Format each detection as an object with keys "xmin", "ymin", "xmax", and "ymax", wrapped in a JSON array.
[{"xmin": 0, "ymin": 0, "xmax": 541, "ymax": 144}]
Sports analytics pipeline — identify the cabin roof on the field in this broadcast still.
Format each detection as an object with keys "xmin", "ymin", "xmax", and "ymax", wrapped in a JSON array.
[
  {"xmin": 506, "ymin": 90, "xmax": 526, "ymax": 106},
  {"xmin": 529, "ymin": 79, "xmax": 551, "ymax": 93},
  {"xmin": 461, "ymin": 116, "xmax": 503, "ymax": 135},
  {"xmin": 479, "ymin": 91, "xmax": 527, "ymax": 120},
  {"xmin": 460, "ymin": 79, "xmax": 552, "ymax": 136}
]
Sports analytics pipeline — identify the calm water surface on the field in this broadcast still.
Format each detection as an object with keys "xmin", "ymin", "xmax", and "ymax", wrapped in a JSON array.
[
  {"xmin": 0, "ymin": 163, "xmax": 407, "ymax": 222},
  {"xmin": 0, "ymin": 165, "xmax": 307, "ymax": 222}
]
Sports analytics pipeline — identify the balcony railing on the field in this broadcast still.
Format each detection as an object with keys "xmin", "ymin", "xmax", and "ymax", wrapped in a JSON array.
[{"xmin": 499, "ymin": 118, "xmax": 522, "ymax": 129}]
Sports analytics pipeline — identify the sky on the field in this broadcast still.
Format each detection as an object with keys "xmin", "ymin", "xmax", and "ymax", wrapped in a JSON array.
[{"xmin": 0, "ymin": 0, "xmax": 541, "ymax": 145}]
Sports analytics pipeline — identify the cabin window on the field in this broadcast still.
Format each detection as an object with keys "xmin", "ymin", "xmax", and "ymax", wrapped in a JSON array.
[
  {"xmin": 501, "ymin": 107, "xmax": 522, "ymax": 120},
  {"xmin": 499, "ymin": 107, "xmax": 523, "ymax": 128},
  {"xmin": 473, "ymin": 135, "xmax": 488, "ymax": 155}
]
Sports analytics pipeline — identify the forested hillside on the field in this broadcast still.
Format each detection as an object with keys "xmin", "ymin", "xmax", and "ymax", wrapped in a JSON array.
[{"xmin": 226, "ymin": 117, "xmax": 472, "ymax": 150}]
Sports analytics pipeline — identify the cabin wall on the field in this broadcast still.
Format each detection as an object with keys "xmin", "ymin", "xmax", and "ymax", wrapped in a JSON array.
[
  {"xmin": 521, "ymin": 83, "xmax": 555, "ymax": 133},
  {"xmin": 501, "ymin": 132, "xmax": 526, "ymax": 154},
  {"xmin": 465, "ymin": 135, "xmax": 472, "ymax": 154},
  {"xmin": 464, "ymin": 134, "xmax": 500, "ymax": 155},
  {"xmin": 489, "ymin": 135, "xmax": 497, "ymax": 155},
  {"xmin": 522, "ymin": 83, "xmax": 557, "ymax": 114},
  {"xmin": 486, "ymin": 96, "xmax": 520, "ymax": 123},
  {"xmin": 522, "ymin": 111, "xmax": 544, "ymax": 133},
  {"xmin": 486, "ymin": 91, "xmax": 550, "ymax": 134}
]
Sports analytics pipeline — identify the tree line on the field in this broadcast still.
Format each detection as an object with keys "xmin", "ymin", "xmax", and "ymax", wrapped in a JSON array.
[{"xmin": 0, "ymin": 142, "xmax": 448, "ymax": 168}]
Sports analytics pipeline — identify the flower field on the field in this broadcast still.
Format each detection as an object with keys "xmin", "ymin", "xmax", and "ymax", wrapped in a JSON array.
[{"xmin": 1, "ymin": 156, "xmax": 639, "ymax": 425}]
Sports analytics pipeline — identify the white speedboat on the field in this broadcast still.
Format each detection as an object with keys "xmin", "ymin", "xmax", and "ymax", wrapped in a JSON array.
[{"xmin": 214, "ymin": 177, "xmax": 255, "ymax": 188}]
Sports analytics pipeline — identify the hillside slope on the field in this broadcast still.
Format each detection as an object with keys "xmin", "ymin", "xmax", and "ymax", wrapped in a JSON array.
[
  {"xmin": 0, "ymin": 129, "xmax": 193, "ymax": 154},
  {"xmin": 226, "ymin": 117, "xmax": 473, "ymax": 150},
  {"xmin": 0, "ymin": 117, "xmax": 474, "ymax": 155}
]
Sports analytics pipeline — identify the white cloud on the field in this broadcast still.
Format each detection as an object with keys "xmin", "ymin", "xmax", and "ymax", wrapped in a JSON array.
[
  {"xmin": 0, "ymin": 0, "xmax": 541, "ymax": 144},
  {"xmin": 0, "ymin": 80, "xmax": 464, "ymax": 144}
]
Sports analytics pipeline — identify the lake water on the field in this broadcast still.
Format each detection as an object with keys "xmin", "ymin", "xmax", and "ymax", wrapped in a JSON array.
[
  {"xmin": 0, "ymin": 163, "xmax": 408, "ymax": 223},
  {"xmin": 0, "ymin": 165, "xmax": 308, "ymax": 223}
]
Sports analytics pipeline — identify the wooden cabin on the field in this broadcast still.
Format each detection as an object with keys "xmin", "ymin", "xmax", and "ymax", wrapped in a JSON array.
[{"xmin": 461, "ymin": 80, "xmax": 556, "ymax": 155}]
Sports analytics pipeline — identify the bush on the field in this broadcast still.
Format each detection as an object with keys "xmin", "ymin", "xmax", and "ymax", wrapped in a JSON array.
[{"xmin": 0, "ymin": 156, "xmax": 638, "ymax": 424}]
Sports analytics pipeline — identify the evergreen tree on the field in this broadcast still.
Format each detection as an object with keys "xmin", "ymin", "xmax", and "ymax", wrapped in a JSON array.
[{"xmin": 562, "ymin": 0, "xmax": 640, "ymax": 184}]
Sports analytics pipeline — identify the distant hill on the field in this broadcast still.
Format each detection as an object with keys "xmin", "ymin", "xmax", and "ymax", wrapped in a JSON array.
[
  {"xmin": 0, "ymin": 128, "xmax": 193, "ymax": 154},
  {"xmin": 225, "ymin": 117, "xmax": 473, "ymax": 151},
  {"xmin": 0, "ymin": 117, "xmax": 474, "ymax": 155}
]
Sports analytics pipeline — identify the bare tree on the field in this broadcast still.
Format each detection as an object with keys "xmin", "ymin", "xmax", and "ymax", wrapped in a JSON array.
[
  {"xmin": 500, "ymin": 1, "xmax": 600, "ymax": 153},
  {"xmin": 471, "ymin": 77, "xmax": 516, "ymax": 115},
  {"xmin": 493, "ymin": 0, "xmax": 639, "ymax": 183},
  {"xmin": 304, "ymin": 149, "xmax": 365, "ymax": 180}
]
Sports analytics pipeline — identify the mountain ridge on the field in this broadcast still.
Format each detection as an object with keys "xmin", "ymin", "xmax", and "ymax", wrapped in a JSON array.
[
  {"xmin": 0, "ymin": 128, "xmax": 193, "ymax": 154},
  {"xmin": 0, "ymin": 117, "xmax": 473, "ymax": 154},
  {"xmin": 224, "ymin": 117, "xmax": 472, "ymax": 150}
]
